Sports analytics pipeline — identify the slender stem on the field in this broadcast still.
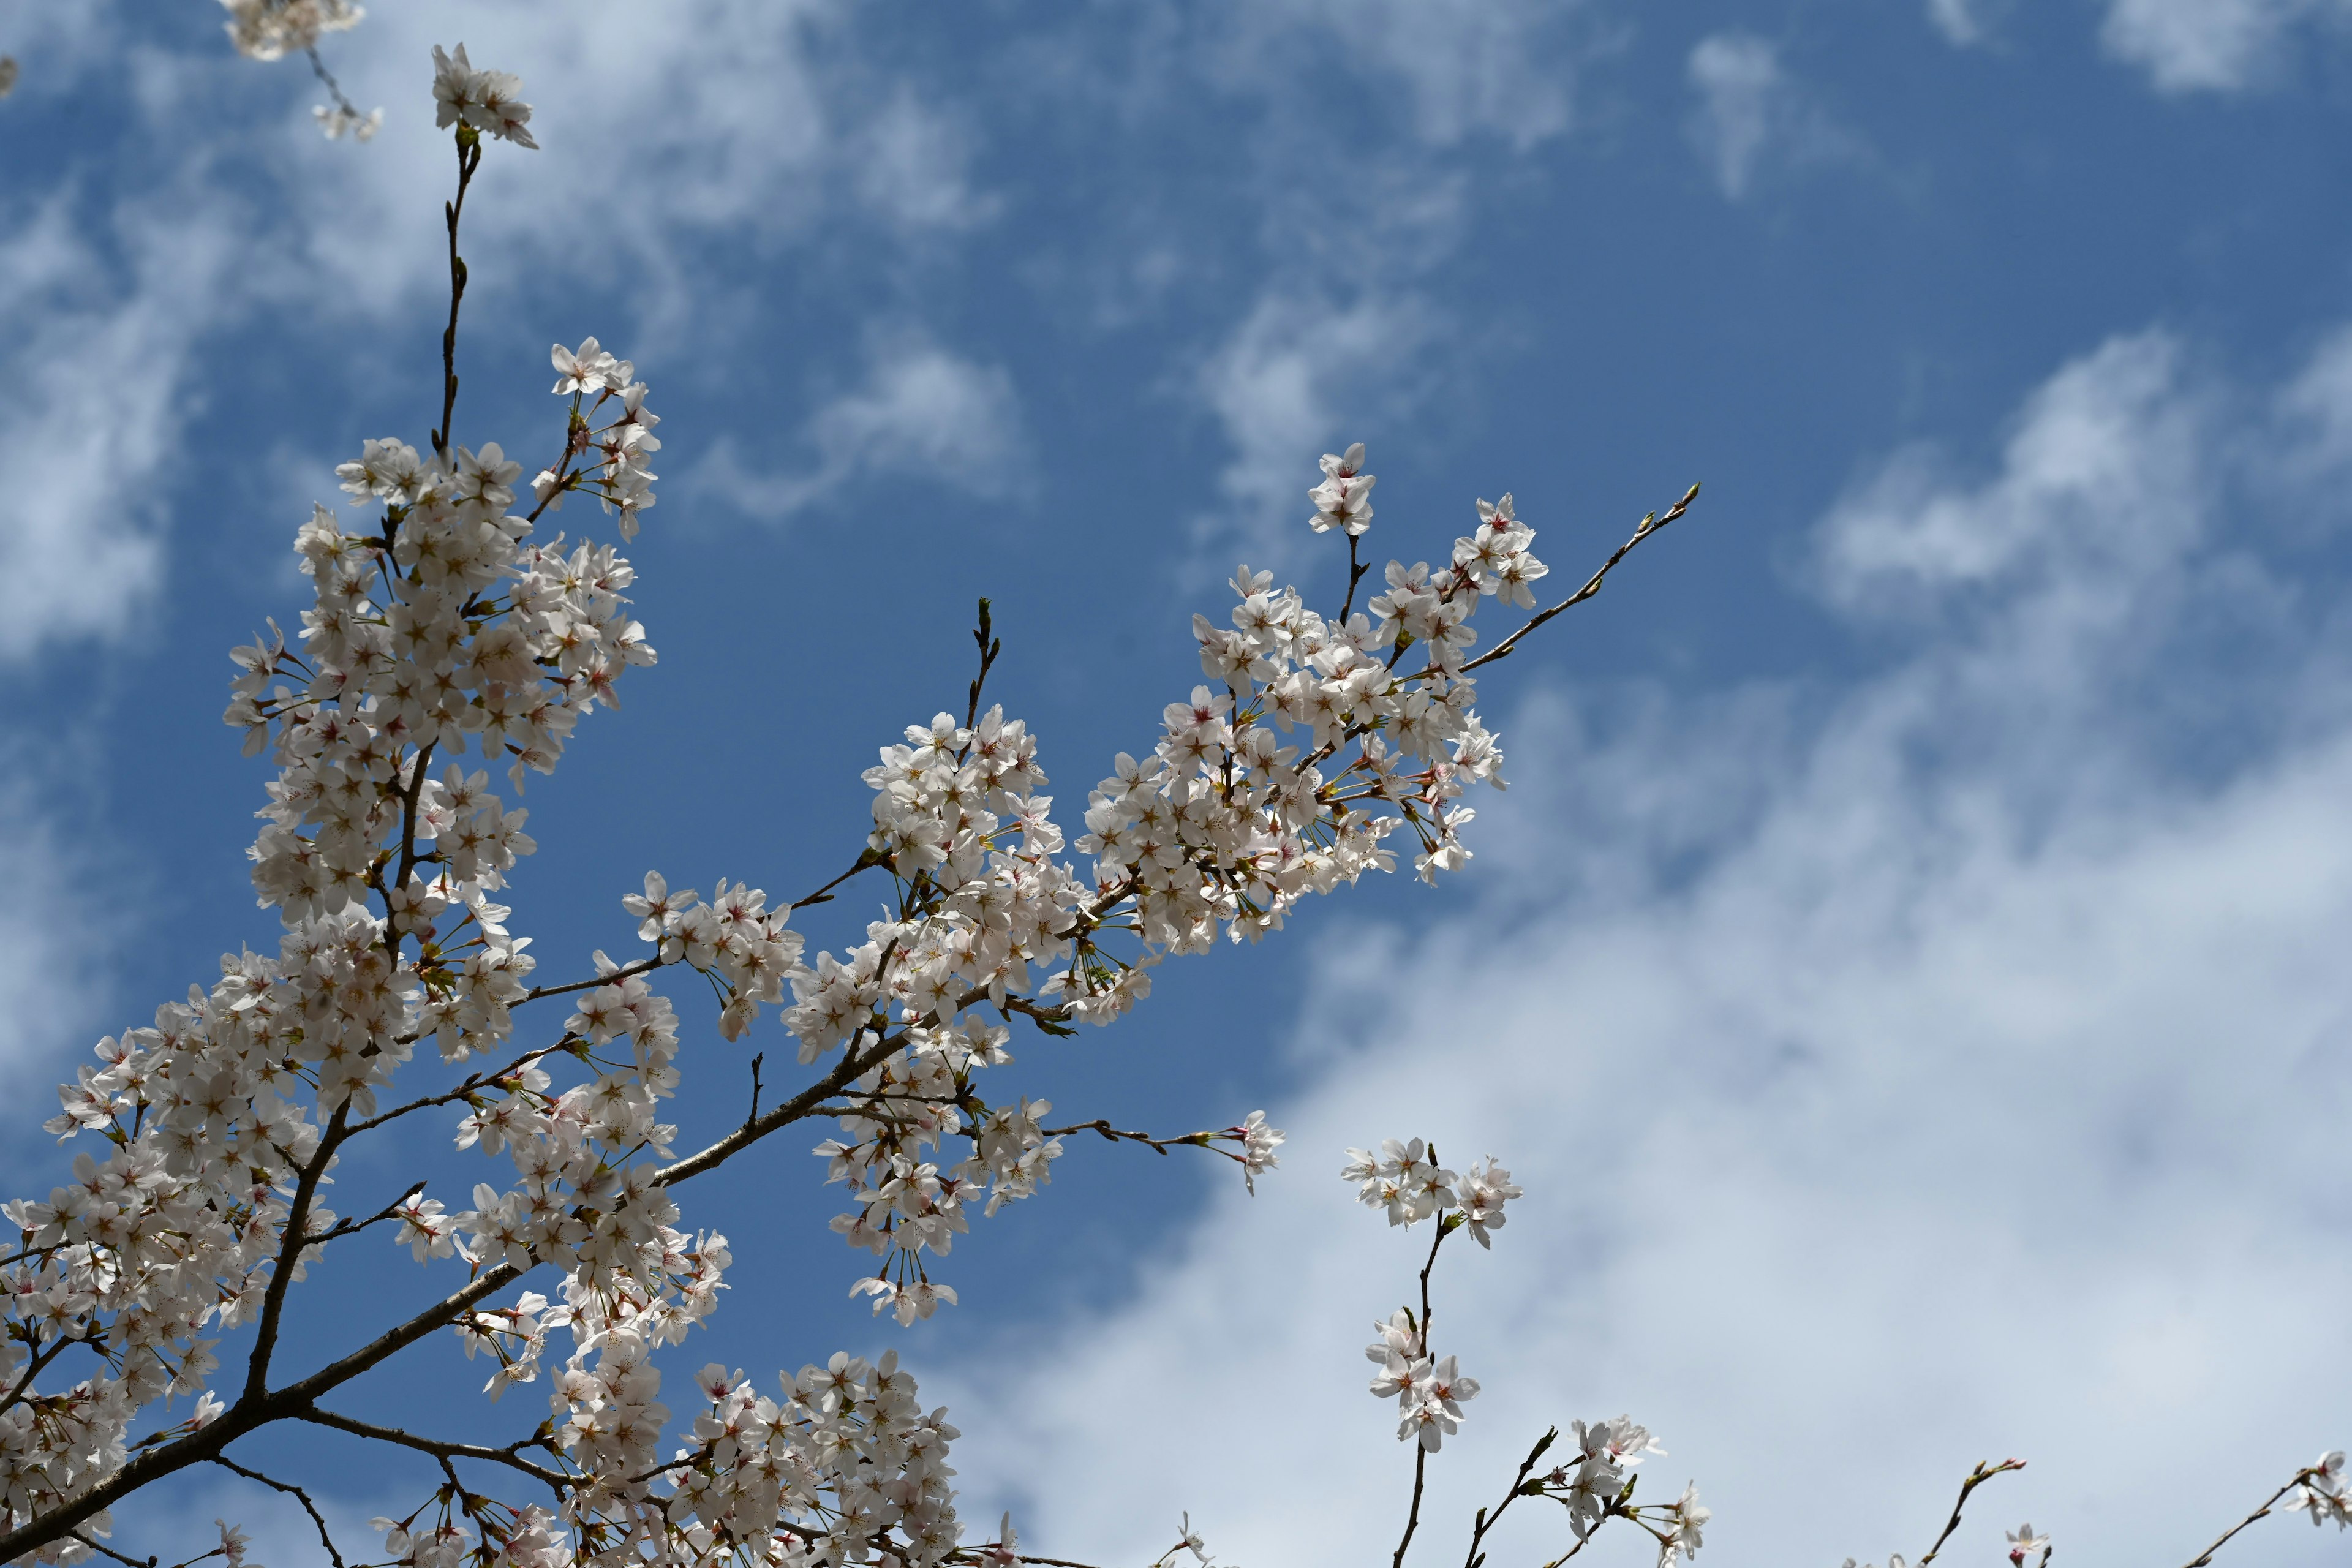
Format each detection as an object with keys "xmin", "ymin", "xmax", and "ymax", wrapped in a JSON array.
[
  {"xmin": 1341, "ymin": 530, "xmax": 1370, "ymax": 623},
  {"xmin": 1461, "ymin": 483, "xmax": 1700, "ymax": 675},
  {"xmin": 429, "ymin": 131, "xmax": 482, "ymax": 462},
  {"xmin": 2179, "ymin": 1471, "xmax": 2315, "ymax": 1568},
  {"xmin": 313, "ymin": 1179, "xmax": 428, "ymax": 1243},
  {"xmin": 963, "ymin": 597, "xmax": 1002, "ymax": 735},
  {"xmin": 238, "ymin": 1101, "xmax": 352, "ymax": 1403},
  {"xmin": 1392, "ymin": 1214, "xmax": 1454, "ymax": 1568},
  {"xmin": 1045, "ymin": 1119, "xmax": 1232, "ymax": 1156},
  {"xmin": 295, "ymin": 1406, "xmax": 571, "ymax": 1490},
  {"xmin": 1464, "ymin": 1429, "xmax": 1559, "ymax": 1568},
  {"xmin": 67, "ymin": 1532, "xmax": 154, "ymax": 1568},
  {"xmin": 303, "ymin": 45, "xmax": 363, "ymax": 125},
  {"xmin": 791, "ymin": 852, "xmax": 883, "ymax": 912},
  {"xmin": 1395, "ymin": 1444, "xmax": 1432, "ymax": 1568},
  {"xmin": 208, "ymin": 1457, "xmax": 347, "ymax": 1568},
  {"xmin": 521, "ymin": 957, "xmax": 663, "ymax": 1003},
  {"xmin": 1915, "ymin": 1460, "xmax": 2025, "ymax": 1567}
]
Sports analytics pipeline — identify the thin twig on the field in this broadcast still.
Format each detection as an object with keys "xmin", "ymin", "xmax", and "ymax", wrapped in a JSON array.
[
  {"xmin": 1046, "ymin": 1120, "xmax": 1218, "ymax": 1156},
  {"xmin": 1340, "ymin": 530, "xmax": 1370, "ymax": 624},
  {"xmin": 2178, "ymin": 1468, "xmax": 2318, "ymax": 1568},
  {"xmin": 522, "ymin": 956, "xmax": 663, "ymax": 1003},
  {"xmin": 208, "ymin": 1456, "xmax": 347, "ymax": 1568},
  {"xmin": 429, "ymin": 130, "xmax": 483, "ymax": 461},
  {"xmin": 1461, "ymin": 483, "xmax": 1702, "ymax": 674},
  {"xmin": 67, "ymin": 1532, "xmax": 154, "ymax": 1568},
  {"xmin": 1393, "ymin": 1212, "xmax": 1455, "ymax": 1568},
  {"xmin": 303, "ymin": 45, "xmax": 363, "ymax": 124},
  {"xmin": 295, "ymin": 1405, "xmax": 572, "ymax": 1490},
  {"xmin": 1915, "ymin": 1459, "xmax": 2026, "ymax": 1567},
  {"xmin": 314, "ymin": 1180, "xmax": 428, "ymax": 1244},
  {"xmin": 1463, "ymin": 1428, "xmax": 1559, "ymax": 1568}
]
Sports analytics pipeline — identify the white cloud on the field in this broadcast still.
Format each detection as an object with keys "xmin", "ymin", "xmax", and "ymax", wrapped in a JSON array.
[
  {"xmin": 932, "ymin": 329, "xmax": 2352, "ymax": 1567},
  {"xmin": 2100, "ymin": 0, "xmax": 2352, "ymax": 92},
  {"xmin": 697, "ymin": 328, "xmax": 1025, "ymax": 522},
  {"xmin": 853, "ymin": 89, "xmax": 1000, "ymax": 233},
  {"xmin": 1188, "ymin": 290, "xmax": 1436, "ymax": 569},
  {"xmin": 1924, "ymin": 0, "xmax": 2016, "ymax": 46},
  {"xmin": 1226, "ymin": 0, "xmax": 1583, "ymax": 149},
  {"xmin": 1685, "ymin": 32, "xmax": 1866, "ymax": 202},
  {"xmin": 213, "ymin": 0, "xmax": 1000, "ymax": 326},
  {"xmin": 1814, "ymin": 333, "xmax": 2207, "ymax": 630},
  {"xmin": 0, "ymin": 786, "xmax": 110, "ymax": 1087},
  {"xmin": 0, "ymin": 189, "xmax": 247, "ymax": 660}
]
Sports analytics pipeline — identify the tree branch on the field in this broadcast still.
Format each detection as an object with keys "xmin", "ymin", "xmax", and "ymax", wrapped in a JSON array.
[
  {"xmin": 2178, "ymin": 1467, "xmax": 2320, "ymax": 1568},
  {"xmin": 294, "ymin": 1405, "xmax": 571, "ymax": 1490},
  {"xmin": 208, "ymin": 1456, "xmax": 347, "ymax": 1568},
  {"xmin": 1915, "ymin": 1459, "xmax": 2026, "ymax": 1567},
  {"xmin": 1461, "ymin": 483, "xmax": 1701, "ymax": 675}
]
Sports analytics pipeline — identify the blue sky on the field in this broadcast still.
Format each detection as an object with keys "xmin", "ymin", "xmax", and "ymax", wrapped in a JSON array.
[{"xmin": 4, "ymin": 1, "xmax": 2352, "ymax": 1564}]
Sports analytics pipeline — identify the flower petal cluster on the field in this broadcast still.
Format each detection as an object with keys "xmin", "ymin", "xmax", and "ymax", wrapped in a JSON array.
[
  {"xmin": 432, "ymin": 42, "xmax": 537, "ymax": 148},
  {"xmin": 221, "ymin": 0, "xmax": 362, "ymax": 62},
  {"xmin": 1341, "ymin": 1140, "xmax": 1517, "ymax": 1238},
  {"xmin": 2289, "ymin": 1452, "xmax": 2350, "ymax": 1529},
  {"xmin": 1363, "ymin": 1311, "xmax": 1480, "ymax": 1453}
]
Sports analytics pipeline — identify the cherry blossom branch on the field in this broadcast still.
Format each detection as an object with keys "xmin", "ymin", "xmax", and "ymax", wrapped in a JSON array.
[
  {"xmin": 1045, "ymin": 1120, "xmax": 1224, "ymax": 1155},
  {"xmin": 790, "ymin": 850, "xmax": 886, "ymax": 912},
  {"xmin": 1913, "ymin": 1459, "xmax": 2026, "ymax": 1567},
  {"xmin": 0, "ymin": 1263, "xmax": 526, "ymax": 1560},
  {"xmin": 293, "ymin": 1405, "xmax": 572, "ymax": 1489},
  {"xmin": 207, "ymin": 1455, "xmax": 348, "ymax": 1568},
  {"xmin": 1462, "ymin": 1427, "xmax": 1559, "ymax": 1568},
  {"xmin": 67, "ymin": 1530, "xmax": 154, "ymax": 1568},
  {"xmin": 0, "ymin": 1324, "xmax": 106, "ymax": 1418},
  {"xmin": 312, "ymin": 1178, "xmax": 429, "ymax": 1243},
  {"xmin": 653, "ymin": 1021, "xmax": 909, "ymax": 1188},
  {"xmin": 344, "ymin": 1037, "xmax": 584, "ymax": 1138},
  {"xmin": 1461, "ymin": 482, "xmax": 1701, "ymax": 674},
  {"xmin": 303, "ymin": 48, "xmax": 363, "ymax": 134},
  {"xmin": 2177, "ymin": 1464, "xmax": 2324, "ymax": 1568},
  {"xmin": 522, "ymin": 956, "xmax": 663, "ymax": 1003},
  {"xmin": 238, "ymin": 1101, "xmax": 353, "ymax": 1403}
]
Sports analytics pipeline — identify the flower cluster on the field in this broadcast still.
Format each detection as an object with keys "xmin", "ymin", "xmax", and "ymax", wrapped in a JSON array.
[
  {"xmin": 1366, "ymin": 1309, "xmax": 1480, "ymax": 1452},
  {"xmin": 220, "ymin": 0, "xmax": 361, "ymax": 62},
  {"xmin": 1342, "ymin": 1139, "xmax": 1521, "ymax": 1245},
  {"xmin": 1346, "ymin": 1141, "xmax": 1703, "ymax": 1567},
  {"xmin": 1343, "ymin": 1139, "xmax": 1517, "ymax": 1454},
  {"xmin": 1087, "ymin": 448, "xmax": 1537, "ymax": 937},
  {"xmin": 2290, "ymin": 1451, "xmax": 2350, "ymax": 1530},
  {"xmin": 315, "ymin": 100, "xmax": 383, "ymax": 141},
  {"xmin": 432, "ymin": 42, "xmax": 537, "ymax": 147},
  {"xmin": 364, "ymin": 1351, "xmax": 962, "ymax": 1568}
]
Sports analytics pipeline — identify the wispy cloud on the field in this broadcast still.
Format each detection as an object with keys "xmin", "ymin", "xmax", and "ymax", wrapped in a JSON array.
[
  {"xmin": 935, "ymin": 326, "xmax": 2352, "ymax": 1567},
  {"xmin": 1220, "ymin": 0, "xmax": 1587, "ymax": 151},
  {"xmin": 2098, "ymin": 0, "xmax": 2352, "ymax": 93},
  {"xmin": 0, "ymin": 784, "xmax": 111, "ymax": 1090},
  {"xmin": 1686, "ymin": 32, "xmax": 1868, "ymax": 202},
  {"xmin": 1188, "ymin": 290, "xmax": 1437, "ymax": 570},
  {"xmin": 697, "ymin": 328, "xmax": 1025, "ymax": 522},
  {"xmin": 0, "ymin": 187, "xmax": 248, "ymax": 660},
  {"xmin": 1924, "ymin": 0, "xmax": 2018, "ymax": 47}
]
